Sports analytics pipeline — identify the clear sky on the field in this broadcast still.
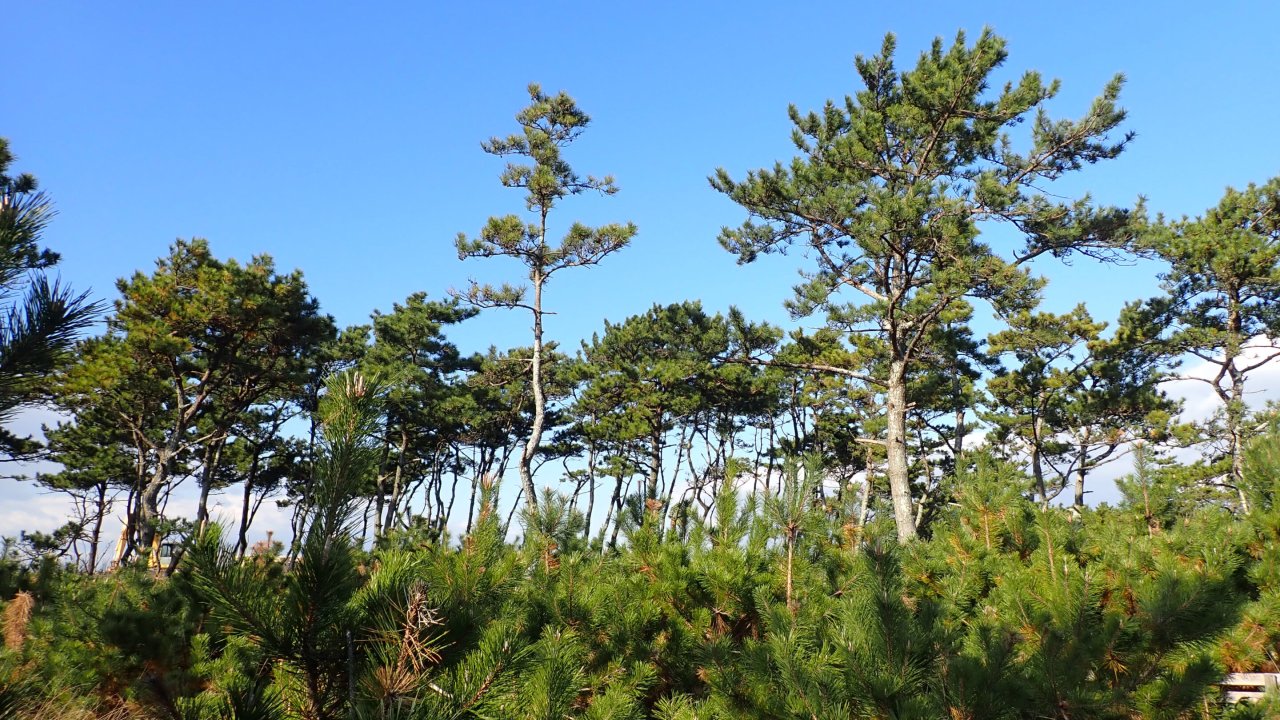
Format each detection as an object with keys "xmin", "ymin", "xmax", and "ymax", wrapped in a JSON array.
[{"xmin": 3, "ymin": 2, "xmax": 1279, "ymax": 537}]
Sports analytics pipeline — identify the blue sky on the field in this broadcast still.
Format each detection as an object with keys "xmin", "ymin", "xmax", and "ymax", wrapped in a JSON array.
[{"xmin": 3, "ymin": 2, "xmax": 1279, "ymax": 536}]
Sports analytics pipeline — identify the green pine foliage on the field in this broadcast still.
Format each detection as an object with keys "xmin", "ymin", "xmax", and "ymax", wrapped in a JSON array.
[
  {"xmin": 4, "ymin": 442, "xmax": 1278, "ymax": 719},
  {"xmin": 0, "ymin": 139, "xmax": 100, "ymax": 459}
]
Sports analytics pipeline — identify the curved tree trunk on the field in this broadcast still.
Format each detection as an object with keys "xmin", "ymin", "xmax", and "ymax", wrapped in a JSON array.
[
  {"xmin": 138, "ymin": 446, "xmax": 176, "ymax": 555},
  {"xmin": 518, "ymin": 272, "xmax": 546, "ymax": 510},
  {"xmin": 195, "ymin": 437, "xmax": 225, "ymax": 534}
]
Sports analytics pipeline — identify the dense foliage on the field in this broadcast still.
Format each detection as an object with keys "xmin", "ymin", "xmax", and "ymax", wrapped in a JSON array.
[
  {"xmin": 2, "ymin": 28, "xmax": 1280, "ymax": 719},
  {"xmin": 3, "ymin": 432, "xmax": 1280, "ymax": 719}
]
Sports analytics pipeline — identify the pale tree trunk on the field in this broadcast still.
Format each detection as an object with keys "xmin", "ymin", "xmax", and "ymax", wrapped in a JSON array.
[
  {"xmin": 373, "ymin": 438, "xmax": 391, "ymax": 540},
  {"xmin": 1225, "ymin": 300, "xmax": 1250, "ymax": 513},
  {"xmin": 519, "ymin": 271, "xmax": 546, "ymax": 510},
  {"xmin": 647, "ymin": 430, "xmax": 663, "ymax": 501},
  {"xmin": 138, "ymin": 444, "xmax": 177, "ymax": 554},
  {"xmin": 1073, "ymin": 430, "xmax": 1090, "ymax": 509},
  {"xmin": 1075, "ymin": 466, "xmax": 1088, "ymax": 510},
  {"xmin": 885, "ymin": 358, "xmax": 916, "ymax": 542},
  {"xmin": 1031, "ymin": 431, "xmax": 1047, "ymax": 509},
  {"xmin": 857, "ymin": 471, "xmax": 873, "ymax": 534},
  {"xmin": 785, "ymin": 534, "xmax": 796, "ymax": 613},
  {"xmin": 196, "ymin": 438, "xmax": 226, "ymax": 533},
  {"xmin": 382, "ymin": 429, "xmax": 409, "ymax": 537},
  {"xmin": 583, "ymin": 444, "xmax": 598, "ymax": 540},
  {"xmin": 1030, "ymin": 396, "xmax": 1048, "ymax": 507},
  {"xmin": 1075, "ymin": 440, "xmax": 1085, "ymax": 507},
  {"xmin": 850, "ymin": 444, "xmax": 875, "ymax": 554}
]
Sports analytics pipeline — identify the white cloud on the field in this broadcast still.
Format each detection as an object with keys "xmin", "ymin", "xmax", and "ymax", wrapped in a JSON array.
[{"xmin": 0, "ymin": 485, "xmax": 80, "ymax": 538}]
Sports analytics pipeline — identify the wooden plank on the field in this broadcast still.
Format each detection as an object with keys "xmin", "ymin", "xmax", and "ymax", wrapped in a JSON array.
[
  {"xmin": 1224, "ymin": 673, "xmax": 1280, "ymax": 685},
  {"xmin": 1221, "ymin": 673, "xmax": 1280, "ymax": 704}
]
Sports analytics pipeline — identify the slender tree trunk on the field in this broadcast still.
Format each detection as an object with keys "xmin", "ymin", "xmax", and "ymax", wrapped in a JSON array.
[
  {"xmin": 647, "ymin": 429, "xmax": 663, "ymax": 501},
  {"xmin": 953, "ymin": 407, "xmax": 965, "ymax": 458},
  {"xmin": 765, "ymin": 424, "xmax": 777, "ymax": 496},
  {"xmin": 431, "ymin": 462, "xmax": 447, "ymax": 536},
  {"xmin": 604, "ymin": 474, "xmax": 626, "ymax": 550},
  {"xmin": 373, "ymin": 438, "xmax": 391, "ymax": 541},
  {"xmin": 236, "ymin": 478, "xmax": 254, "ymax": 557},
  {"xmin": 382, "ymin": 429, "xmax": 409, "ymax": 537},
  {"xmin": 1031, "ymin": 400, "xmax": 1049, "ymax": 508},
  {"xmin": 856, "ymin": 452, "xmax": 873, "ymax": 547},
  {"xmin": 196, "ymin": 478, "xmax": 213, "ymax": 533},
  {"xmin": 444, "ymin": 464, "xmax": 461, "ymax": 537},
  {"xmin": 1228, "ymin": 363, "xmax": 1249, "ymax": 511},
  {"xmin": 87, "ymin": 483, "xmax": 107, "ymax": 574},
  {"xmin": 1073, "ymin": 466, "xmax": 1088, "ymax": 510},
  {"xmin": 785, "ymin": 535, "xmax": 796, "ymax": 613},
  {"xmin": 885, "ymin": 357, "xmax": 916, "ymax": 542},
  {"xmin": 288, "ymin": 503, "xmax": 306, "ymax": 563},
  {"xmin": 519, "ymin": 272, "xmax": 546, "ymax": 510},
  {"xmin": 1226, "ymin": 301, "xmax": 1250, "ymax": 512},
  {"xmin": 1031, "ymin": 444, "xmax": 1047, "ymax": 509},
  {"xmin": 1074, "ymin": 437, "xmax": 1088, "ymax": 509},
  {"xmin": 465, "ymin": 468, "xmax": 480, "ymax": 534},
  {"xmin": 195, "ymin": 438, "xmax": 226, "ymax": 534},
  {"xmin": 914, "ymin": 427, "xmax": 932, "ymax": 531},
  {"xmin": 659, "ymin": 425, "xmax": 694, "ymax": 534},
  {"xmin": 583, "ymin": 444, "xmax": 597, "ymax": 540},
  {"xmin": 235, "ymin": 449, "xmax": 263, "ymax": 557},
  {"xmin": 139, "ymin": 445, "xmax": 176, "ymax": 554}
]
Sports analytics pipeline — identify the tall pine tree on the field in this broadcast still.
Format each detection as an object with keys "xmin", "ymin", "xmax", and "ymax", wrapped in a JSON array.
[
  {"xmin": 456, "ymin": 84, "xmax": 636, "ymax": 510},
  {"xmin": 1136, "ymin": 177, "xmax": 1280, "ymax": 510},
  {"xmin": 713, "ymin": 29, "xmax": 1135, "ymax": 540}
]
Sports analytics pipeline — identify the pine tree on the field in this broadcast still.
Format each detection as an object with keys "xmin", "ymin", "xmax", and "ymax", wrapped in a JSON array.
[
  {"xmin": 187, "ymin": 372, "xmax": 383, "ymax": 720},
  {"xmin": 1136, "ymin": 177, "xmax": 1280, "ymax": 510},
  {"xmin": 576, "ymin": 302, "xmax": 746, "ymax": 508},
  {"xmin": 456, "ymin": 84, "xmax": 637, "ymax": 511},
  {"xmin": 65, "ymin": 239, "xmax": 334, "ymax": 556},
  {"xmin": 985, "ymin": 305, "xmax": 1175, "ymax": 508},
  {"xmin": 713, "ymin": 29, "xmax": 1135, "ymax": 540},
  {"xmin": 0, "ymin": 138, "xmax": 99, "ymax": 458},
  {"xmin": 357, "ymin": 292, "xmax": 478, "ymax": 540}
]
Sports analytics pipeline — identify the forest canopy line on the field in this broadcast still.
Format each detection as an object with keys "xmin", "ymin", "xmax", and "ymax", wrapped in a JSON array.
[{"xmin": 3, "ymin": 27, "xmax": 1280, "ymax": 720}]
